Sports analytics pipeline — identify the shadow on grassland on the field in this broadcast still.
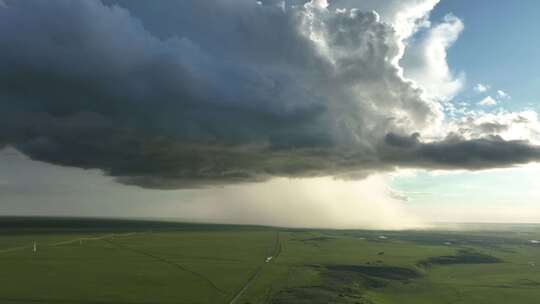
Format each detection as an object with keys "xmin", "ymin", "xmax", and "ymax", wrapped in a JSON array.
[
  {"xmin": 271, "ymin": 264, "xmax": 421, "ymax": 304},
  {"xmin": 417, "ymin": 249, "xmax": 502, "ymax": 268}
]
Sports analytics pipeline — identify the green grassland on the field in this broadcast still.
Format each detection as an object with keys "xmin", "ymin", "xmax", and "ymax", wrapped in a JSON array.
[{"xmin": 1, "ymin": 218, "xmax": 540, "ymax": 303}]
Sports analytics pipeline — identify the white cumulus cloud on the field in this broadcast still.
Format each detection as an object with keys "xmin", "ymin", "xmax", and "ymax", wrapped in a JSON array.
[
  {"xmin": 497, "ymin": 89, "xmax": 510, "ymax": 99},
  {"xmin": 474, "ymin": 83, "xmax": 490, "ymax": 93},
  {"xmin": 401, "ymin": 14, "xmax": 465, "ymax": 102},
  {"xmin": 478, "ymin": 96, "xmax": 497, "ymax": 106}
]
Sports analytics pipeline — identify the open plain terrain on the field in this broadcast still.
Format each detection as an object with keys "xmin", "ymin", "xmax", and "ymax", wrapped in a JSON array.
[{"xmin": 1, "ymin": 217, "xmax": 540, "ymax": 304}]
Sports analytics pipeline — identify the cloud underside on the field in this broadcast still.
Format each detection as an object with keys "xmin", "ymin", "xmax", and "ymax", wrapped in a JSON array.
[
  {"xmin": 7, "ymin": 131, "xmax": 540, "ymax": 189},
  {"xmin": 1, "ymin": 0, "xmax": 540, "ymax": 189}
]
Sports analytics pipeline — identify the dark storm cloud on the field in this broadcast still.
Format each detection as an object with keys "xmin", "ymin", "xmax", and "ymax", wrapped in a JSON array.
[
  {"xmin": 382, "ymin": 133, "xmax": 540, "ymax": 170},
  {"xmin": 1, "ymin": 0, "xmax": 540, "ymax": 188}
]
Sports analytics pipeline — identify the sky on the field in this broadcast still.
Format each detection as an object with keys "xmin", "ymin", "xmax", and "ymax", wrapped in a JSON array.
[
  {"xmin": 0, "ymin": 0, "xmax": 539, "ymax": 228},
  {"xmin": 431, "ymin": 0, "xmax": 540, "ymax": 112}
]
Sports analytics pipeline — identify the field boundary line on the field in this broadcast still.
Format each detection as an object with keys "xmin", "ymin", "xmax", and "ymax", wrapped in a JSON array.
[
  {"xmin": 0, "ymin": 245, "xmax": 31, "ymax": 254},
  {"xmin": 48, "ymin": 232, "xmax": 142, "ymax": 246},
  {"xmin": 102, "ymin": 238, "xmax": 228, "ymax": 296},
  {"xmin": 0, "ymin": 232, "xmax": 142, "ymax": 255},
  {"xmin": 228, "ymin": 231, "xmax": 281, "ymax": 304}
]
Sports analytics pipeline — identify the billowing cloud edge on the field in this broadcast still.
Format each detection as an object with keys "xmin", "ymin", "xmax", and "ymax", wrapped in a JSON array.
[{"xmin": 1, "ymin": 0, "xmax": 540, "ymax": 189}]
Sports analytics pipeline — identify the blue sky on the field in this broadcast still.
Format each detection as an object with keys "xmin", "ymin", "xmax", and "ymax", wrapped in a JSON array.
[
  {"xmin": 390, "ymin": 166, "xmax": 540, "ymax": 222},
  {"xmin": 432, "ymin": 0, "xmax": 540, "ymax": 111}
]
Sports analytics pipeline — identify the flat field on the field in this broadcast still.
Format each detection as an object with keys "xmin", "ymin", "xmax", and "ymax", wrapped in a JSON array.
[{"xmin": 1, "ymin": 217, "xmax": 540, "ymax": 303}]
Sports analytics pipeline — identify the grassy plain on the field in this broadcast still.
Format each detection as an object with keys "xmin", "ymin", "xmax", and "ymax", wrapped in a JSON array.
[{"xmin": 1, "ymin": 217, "xmax": 540, "ymax": 303}]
